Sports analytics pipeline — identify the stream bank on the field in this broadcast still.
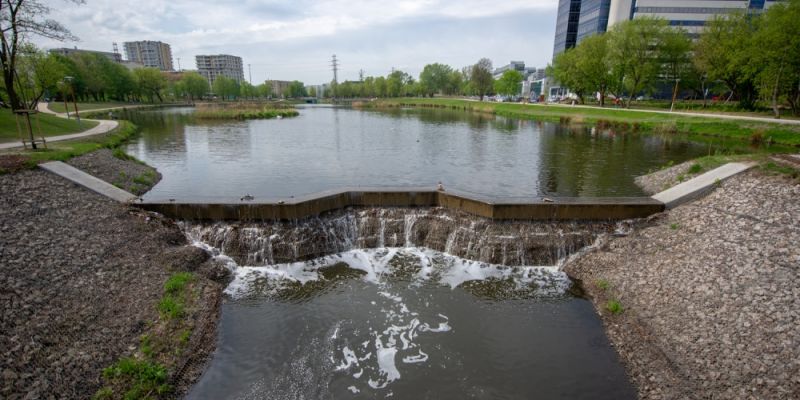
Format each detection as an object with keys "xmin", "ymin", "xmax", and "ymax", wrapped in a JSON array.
[
  {"xmin": 564, "ymin": 166, "xmax": 800, "ymax": 399},
  {"xmin": 0, "ymin": 150, "xmax": 223, "ymax": 399}
]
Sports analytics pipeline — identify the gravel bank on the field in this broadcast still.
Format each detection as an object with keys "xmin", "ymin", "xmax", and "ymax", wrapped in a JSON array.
[
  {"xmin": 565, "ymin": 169, "xmax": 800, "ymax": 399},
  {"xmin": 67, "ymin": 148, "xmax": 161, "ymax": 196},
  {"xmin": 0, "ymin": 153, "xmax": 219, "ymax": 399},
  {"xmin": 634, "ymin": 160, "xmax": 696, "ymax": 195}
]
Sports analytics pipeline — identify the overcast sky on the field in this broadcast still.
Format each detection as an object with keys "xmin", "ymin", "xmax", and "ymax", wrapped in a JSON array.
[{"xmin": 35, "ymin": 0, "xmax": 558, "ymax": 84}]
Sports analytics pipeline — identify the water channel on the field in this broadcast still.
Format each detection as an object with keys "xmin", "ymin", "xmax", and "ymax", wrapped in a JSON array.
[{"xmin": 120, "ymin": 105, "xmax": 733, "ymax": 398}]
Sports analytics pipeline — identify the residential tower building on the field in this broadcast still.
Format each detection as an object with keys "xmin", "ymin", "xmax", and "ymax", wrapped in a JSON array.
[
  {"xmin": 196, "ymin": 54, "xmax": 245, "ymax": 87},
  {"xmin": 123, "ymin": 41, "xmax": 173, "ymax": 71}
]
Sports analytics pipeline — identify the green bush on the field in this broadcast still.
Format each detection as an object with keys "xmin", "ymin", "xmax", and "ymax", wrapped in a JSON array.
[
  {"xmin": 606, "ymin": 299, "xmax": 624, "ymax": 314},
  {"xmin": 158, "ymin": 296, "xmax": 185, "ymax": 319},
  {"xmin": 164, "ymin": 272, "xmax": 193, "ymax": 295}
]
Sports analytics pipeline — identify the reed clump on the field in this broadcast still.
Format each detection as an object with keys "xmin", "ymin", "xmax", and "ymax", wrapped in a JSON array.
[{"xmin": 194, "ymin": 102, "xmax": 299, "ymax": 120}]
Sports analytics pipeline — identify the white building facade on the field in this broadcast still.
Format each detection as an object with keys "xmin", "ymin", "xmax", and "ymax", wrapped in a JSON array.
[{"xmin": 196, "ymin": 55, "xmax": 245, "ymax": 87}]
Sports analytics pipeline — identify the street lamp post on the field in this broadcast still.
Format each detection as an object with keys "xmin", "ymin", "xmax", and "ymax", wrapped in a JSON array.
[{"xmin": 64, "ymin": 76, "xmax": 81, "ymax": 127}]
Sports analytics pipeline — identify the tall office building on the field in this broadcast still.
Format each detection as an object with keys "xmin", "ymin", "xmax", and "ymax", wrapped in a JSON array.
[
  {"xmin": 552, "ymin": 0, "xmax": 583, "ymax": 57},
  {"xmin": 123, "ymin": 41, "xmax": 174, "ymax": 71},
  {"xmin": 196, "ymin": 54, "xmax": 245, "ymax": 87},
  {"xmin": 576, "ymin": 0, "xmax": 612, "ymax": 42},
  {"xmin": 607, "ymin": 0, "xmax": 782, "ymax": 35}
]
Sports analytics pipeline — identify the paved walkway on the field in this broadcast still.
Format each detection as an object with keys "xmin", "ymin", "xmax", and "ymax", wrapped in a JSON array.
[
  {"xmin": 0, "ymin": 103, "xmax": 120, "ymax": 150},
  {"xmin": 526, "ymin": 102, "xmax": 800, "ymax": 125}
]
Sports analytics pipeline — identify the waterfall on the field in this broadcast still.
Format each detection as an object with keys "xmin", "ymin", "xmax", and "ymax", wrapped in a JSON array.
[{"xmin": 181, "ymin": 207, "xmax": 615, "ymax": 267}]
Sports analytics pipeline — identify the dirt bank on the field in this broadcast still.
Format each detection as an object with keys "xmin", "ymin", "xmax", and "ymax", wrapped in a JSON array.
[
  {"xmin": 0, "ymin": 152, "xmax": 222, "ymax": 399},
  {"xmin": 565, "ymin": 167, "xmax": 800, "ymax": 399}
]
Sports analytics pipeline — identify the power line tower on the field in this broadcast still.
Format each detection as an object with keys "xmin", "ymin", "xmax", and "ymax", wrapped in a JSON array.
[
  {"xmin": 330, "ymin": 54, "xmax": 339, "ymax": 98},
  {"xmin": 331, "ymin": 54, "xmax": 339, "ymax": 84},
  {"xmin": 359, "ymin": 69, "xmax": 364, "ymax": 82}
]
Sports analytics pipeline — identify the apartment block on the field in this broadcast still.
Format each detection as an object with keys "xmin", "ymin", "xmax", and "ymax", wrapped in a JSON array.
[{"xmin": 123, "ymin": 41, "xmax": 174, "ymax": 71}]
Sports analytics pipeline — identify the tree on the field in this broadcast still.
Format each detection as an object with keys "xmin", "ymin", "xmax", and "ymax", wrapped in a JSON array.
[
  {"xmin": 547, "ymin": 48, "xmax": 590, "ymax": 103},
  {"xmin": 134, "ymin": 68, "xmax": 167, "ymax": 102},
  {"xmin": 15, "ymin": 45, "xmax": 65, "ymax": 105},
  {"xmin": 386, "ymin": 70, "xmax": 411, "ymax": 97},
  {"xmin": 256, "ymin": 82, "xmax": 272, "ymax": 99},
  {"xmin": 179, "ymin": 72, "xmax": 208, "ymax": 102},
  {"xmin": 419, "ymin": 63, "xmax": 453, "ymax": 97},
  {"xmin": 607, "ymin": 17, "xmax": 668, "ymax": 107},
  {"xmin": 1, "ymin": 0, "xmax": 81, "ymax": 110},
  {"xmin": 694, "ymin": 12, "xmax": 759, "ymax": 109},
  {"xmin": 494, "ymin": 70, "xmax": 523, "ymax": 97},
  {"xmin": 658, "ymin": 27, "xmax": 693, "ymax": 111},
  {"xmin": 751, "ymin": 0, "xmax": 800, "ymax": 117},
  {"xmin": 240, "ymin": 81, "xmax": 256, "ymax": 99},
  {"xmin": 286, "ymin": 80, "xmax": 307, "ymax": 98},
  {"xmin": 470, "ymin": 58, "xmax": 493, "ymax": 100},
  {"xmin": 212, "ymin": 76, "xmax": 239, "ymax": 100},
  {"xmin": 308, "ymin": 86, "xmax": 317, "ymax": 98}
]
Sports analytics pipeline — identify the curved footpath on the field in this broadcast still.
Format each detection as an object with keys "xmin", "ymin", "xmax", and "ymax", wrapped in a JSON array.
[
  {"xmin": 0, "ymin": 103, "xmax": 119, "ymax": 151},
  {"xmin": 565, "ymin": 164, "xmax": 800, "ymax": 399}
]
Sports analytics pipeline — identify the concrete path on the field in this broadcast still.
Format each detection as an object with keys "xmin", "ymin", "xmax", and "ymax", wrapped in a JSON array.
[
  {"xmin": 652, "ymin": 162, "xmax": 756, "ymax": 209},
  {"xmin": 526, "ymin": 102, "xmax": 800, "ymax": 125},
  {"xmin": 0, "ymin": 119, "xmax": 119, "ymax": 150},
  {"xmin": 39, "ymin": 161, "xmax": 137, "ymax": 203}
]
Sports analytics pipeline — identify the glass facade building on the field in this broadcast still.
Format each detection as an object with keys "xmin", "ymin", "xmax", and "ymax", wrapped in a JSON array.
[
  {"xmin": 552, "ymin": 0, "xmax": 583, "ymax": 57},
  {"xmin": 576, "ymin": 0, "xmax": 612, "ymax": 43}
]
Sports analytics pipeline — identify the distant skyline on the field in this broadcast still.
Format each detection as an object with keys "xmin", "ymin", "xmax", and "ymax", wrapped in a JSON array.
[{"xmin": 36, "ymin": 0, "xmax": 558, "ymax": 84}]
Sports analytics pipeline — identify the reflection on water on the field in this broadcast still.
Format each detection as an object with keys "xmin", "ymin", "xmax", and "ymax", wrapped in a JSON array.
[
  {"xmin": 123, "ymin": 105, "xmax": 722, "ymax": 201},
  {"xmin": 187, "ymin": 247, "xmax": 636, "ymax": 400}
]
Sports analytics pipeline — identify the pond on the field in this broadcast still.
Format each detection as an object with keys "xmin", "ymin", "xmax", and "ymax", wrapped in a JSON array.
[{"xmin": 122, "ymin": 105, "xmax": 723, "ymax": 201}]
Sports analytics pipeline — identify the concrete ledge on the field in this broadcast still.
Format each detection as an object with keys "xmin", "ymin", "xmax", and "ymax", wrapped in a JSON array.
[
  {"xmin": 652, "ymin": 162, "xmax": 755, "ymax": 209},
  {"xmin": 39, "ymin": 161, "xmax": 138, "ymax": 203},
  {"xmin": 137, "ymin": 188, "xmax": 664, "ymax": 221}
]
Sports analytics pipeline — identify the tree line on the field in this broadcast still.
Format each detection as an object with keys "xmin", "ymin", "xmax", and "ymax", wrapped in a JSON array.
[
  {"xmin": 547, "ymin": 0, "xmax": 800, "ymax": 116},
  {"xmin": 328, "ymin": 59, "xmax": 523, "ymax": 100}
]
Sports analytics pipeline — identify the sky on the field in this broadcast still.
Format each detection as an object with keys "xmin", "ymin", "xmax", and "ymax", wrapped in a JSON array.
[{"xmin": 35, "ymin": 0, "xmax": 559, "ymax": 84}]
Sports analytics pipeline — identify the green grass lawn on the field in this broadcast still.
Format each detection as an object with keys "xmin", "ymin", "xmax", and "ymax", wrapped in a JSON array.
[
  {"xmin": 0, "ymin": 120, "xmax": 138, "ymax": 172},
  {"xmin": 0, "ymin": 108, "xmax": 99, "ymax": 143},
  {"xmin": 364, "ymin": 98, "xmax": 800, "ymax": 147},
  {"xmin": 47, "ymin": 101, "xmax": 140, "ymax": 113}
]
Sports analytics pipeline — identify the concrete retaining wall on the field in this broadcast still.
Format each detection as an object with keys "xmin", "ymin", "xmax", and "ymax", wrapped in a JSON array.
[{"xmin": 137, "ymin": 188, "xmax": 664, "ymax": 221}]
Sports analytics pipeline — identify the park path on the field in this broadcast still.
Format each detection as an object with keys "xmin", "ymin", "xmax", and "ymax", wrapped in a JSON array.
[
  {"xmin": 525, "ymin": 102, "xmax": 800, "ymax": 125},
  {"xmin": 0, "ymin": 103, "xmax": 120, "ymax": 150}
]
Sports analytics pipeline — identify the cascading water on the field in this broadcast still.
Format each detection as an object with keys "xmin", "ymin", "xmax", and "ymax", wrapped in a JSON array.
[
  {"xmin": 185, "ymin": 208, "xmax": 635, "ymax": 399},
  {"xmin": 182, "ymin": 207, "xmax": 614, "ymax": 268}
]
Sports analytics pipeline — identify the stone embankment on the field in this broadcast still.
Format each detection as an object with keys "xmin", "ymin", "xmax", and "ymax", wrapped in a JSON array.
[
  {"xmin": 0, "ymin": 152, "xmax": 223, "ymax": 399},
  {"xmin": 565, "ymin": 166, "xmax": 800, "ymax": 399}
]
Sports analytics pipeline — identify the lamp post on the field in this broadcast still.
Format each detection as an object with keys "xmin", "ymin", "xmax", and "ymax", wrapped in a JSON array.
[{"xmin": 64, "ymin": 76, "xmax": 81, "ymax": 127}]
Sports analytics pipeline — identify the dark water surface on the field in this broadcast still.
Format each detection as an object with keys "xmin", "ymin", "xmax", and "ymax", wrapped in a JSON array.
[
  {"xmin": 123, "ymin": 105, "xmax": 720, "ymax": 201},
  {"xmin": 186, "ymin": 248, "xmax": 636, "ymax": 400}
]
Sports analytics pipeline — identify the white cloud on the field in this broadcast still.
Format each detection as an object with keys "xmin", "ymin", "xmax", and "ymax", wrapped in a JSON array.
[{"xmin": 36, "ymin": 0, "xmax": 558, "ymax": 82}]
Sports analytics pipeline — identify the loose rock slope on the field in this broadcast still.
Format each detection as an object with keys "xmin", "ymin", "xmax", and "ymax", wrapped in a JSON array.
[
  {"xmin": 566, "ymin": 168, "xmax": 800, "ymax": 399},
  {"xmin": 0, "ymin": 153, "xmax": 221, "ymax": 399}
]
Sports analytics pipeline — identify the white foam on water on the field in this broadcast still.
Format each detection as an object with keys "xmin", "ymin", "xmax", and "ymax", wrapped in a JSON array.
[
  {"xmin": 187, "ymin": 242, "xmax": 573, "ymax": 392},
  {"xmin": 348, "ymin": 386, "xmax": 360, "ymax": 394}
]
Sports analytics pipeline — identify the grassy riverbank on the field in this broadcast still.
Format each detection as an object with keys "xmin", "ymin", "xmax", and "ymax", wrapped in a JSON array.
[
  {"xmin": 358, "ymin": 98, "xmax": 800, "ymax": 147},
  {"xmin": 193, "ymin": 103, "xmax": 299, "ymax": 120},
  {"xmin": 0, "ymin": 120, "xmax": 139, "ymax": 173},
  {"xmin": 0, "ymin": 108, "xmax": 99, "ymax": 143}
]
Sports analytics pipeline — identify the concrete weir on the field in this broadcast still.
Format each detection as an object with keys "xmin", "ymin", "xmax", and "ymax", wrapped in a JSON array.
[
  {"xmin": 39, "ymin": 160, "xmax": 755, "ymax": 222},
  {"xmin": 137, "ymin": 188, "xmax": 665, "ymax": 221}
]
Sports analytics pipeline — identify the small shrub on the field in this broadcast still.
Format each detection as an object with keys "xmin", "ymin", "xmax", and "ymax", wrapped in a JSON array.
[
  {"xmin": 606, "ymin": 299, "xmax": 623, "ymax": 314},
  {"xmin": 102, "ymin": 358, "xmax": 171, "ymax": 398},
  {"xmin": 676, "ymin": 174, "xmax": 686, "ymax": 183},
  {"xmin": 670, "ymin": 223, "xmax": 679, "ymax": 230},
  {"xmin": 140, "ymin": 335, "xmax": 153, "ymax": 358},
  {"xmin": 179, "ymin": 329, "xmax": 192, "ymax": 345},
  {"xmin": 92, "ymin": 387, "xmax": 113, "ymax": 399},
  {"xmin": 158, "ymin": 297, "xmax": 185, "ymax": 319},
  {"xmin": 164, "ymin": 272, "xmax": 193, "ymax": 295},
  {"xmin": 688, "ymin": 163, "xmax": 703, "ymax": 174},
  {"xmin": 750, "ymin": 130, "xmax": 764, "ymax": 145},
  {"xmin": 595, "ymin": 279, "xmax": 610, "ymax": 291}
]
